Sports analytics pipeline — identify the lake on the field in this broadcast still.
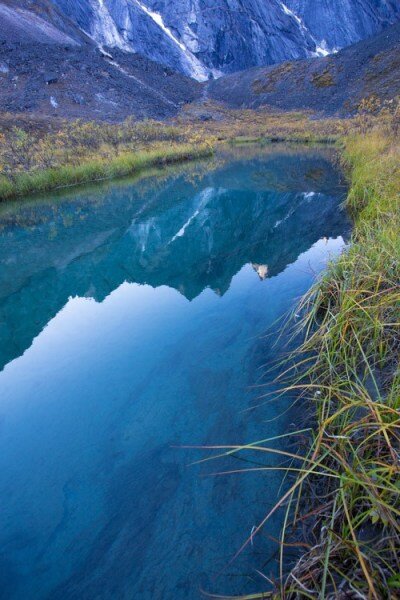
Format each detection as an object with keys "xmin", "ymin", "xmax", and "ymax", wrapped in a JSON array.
[{"xmin": 0, "ymin": 147, "xmax": 350, "ymax": 599}]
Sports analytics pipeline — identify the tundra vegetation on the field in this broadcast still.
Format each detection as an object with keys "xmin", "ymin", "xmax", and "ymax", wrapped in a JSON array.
[
  {"xmin": 277, "ymin": 113, "xmax": 400, "ymax": 600},
  {"xmin": 0, "ymin": 97, "xmax": 399, "ymax": 598},
  {"xmin": 0, "ymin": 98, "xmax": 397, "ymax": 200},
  {"xmin": 0, "ymin": 118, "xmax": 213, "ymax": 200},
  {"xmin": 198, "ymin": 102, "xmax": 399, "ymax": 599}
]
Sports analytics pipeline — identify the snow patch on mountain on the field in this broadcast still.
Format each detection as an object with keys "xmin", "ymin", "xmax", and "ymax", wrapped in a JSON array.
[
  {"xmin": 133, "ymin": 0, "xmax": 210, "ymax": 80},
  {"xmin": 10, "ymin": 0, "xmax": 399, "ymax": 80},
  {"xmin": 280, "ymin": 2, "xmax": 331, "ymax": 56},
  {"xmin": 89, "ymin": 0, "xmax": 130, "ymax": 50}
]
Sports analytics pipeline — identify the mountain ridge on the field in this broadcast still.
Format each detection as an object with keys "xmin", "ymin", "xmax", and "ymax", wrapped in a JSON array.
[
  {"xmin": 49, "ymin": 0, "xmax": 400, "ymax": 78},
  {"xmin": 0, "ymin": 1, "xmax": 399, "ymax": 122},
  {"xmin": 1, "ymin": 0, "xmax": 399, "ymax": 80},
  {"xmin": 208, "ymin": 20, "xmax": 400, "ymax": 115}
]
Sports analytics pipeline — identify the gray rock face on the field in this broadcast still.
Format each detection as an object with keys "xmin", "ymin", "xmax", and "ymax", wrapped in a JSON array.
[
  {"xmin": 285, "ymin": 0, "xmax": 400, "ymax": 51},
  {"xmin": 0, "ymin": 3, "xmax": 79, "ymax": 45},
  {"xmin": 48, "ymin": 0, "xmax": 400, "ymax": 79},
  {"xmin": 1, "ymin": 0, "xmax": 399, "ymax": 81},
  {"xmin": 208, "ymin": 21, "xmax": 400, "ymax": 116}
]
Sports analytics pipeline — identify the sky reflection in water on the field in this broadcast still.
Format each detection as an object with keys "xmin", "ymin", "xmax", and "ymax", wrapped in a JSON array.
[{"xmin": 0, "ymin": 148, "xmax": 351, "ymax": 599}]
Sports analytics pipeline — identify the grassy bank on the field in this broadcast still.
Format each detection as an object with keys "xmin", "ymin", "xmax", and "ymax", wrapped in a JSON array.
[
  {"xmin": 178, "ymin": 102, "xmax": 351, "ymax": 144},
  {"xmin": 0, "ymin": 143, "xmax": 212, "ymax": 201},
  {"xmin": 0, "ymin": 106, "xmax": 381, "ymax": 201},
  {"xmin": 2, "ymin": 98, "xmax": 398, "ymax": 202},
  {"xmin": 0, "ymin": 119, "xmax": 213, "ymax": 201},
  {"xmin": 200, "ymin": 126, "xmax": 399, "ymax": 599},
  {"xmin": 277, "ymin": 129, "xmax": 399, "ymax": 598},
  {"xmin": 0, "ymin": 106, "xmax": 398, "ymax": 596}
]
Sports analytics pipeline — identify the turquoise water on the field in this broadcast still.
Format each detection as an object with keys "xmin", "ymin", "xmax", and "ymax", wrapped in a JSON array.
[{"xmin": 0, "ymin": 148, "xmax": 350, "ymax": 599}]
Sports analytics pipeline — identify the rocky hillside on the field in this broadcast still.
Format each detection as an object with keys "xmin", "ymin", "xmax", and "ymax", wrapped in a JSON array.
[
  {"xmin": 50, "ymin": 0, "xmax": 400, "ymax": 78},
  {"xmin": 0, "ymin": 0, "xmax": 399, "ymax": 122},
  {"xmin": 208, "ymin": 21, "xmax": 400, "ymax": 116},
  {"xmin": 2, "ymin": 0, "xmax": 400, "ymax": 80},
  {"xmin": 0, "ymin": 2, "xmax": 201, "ymax": 122}
]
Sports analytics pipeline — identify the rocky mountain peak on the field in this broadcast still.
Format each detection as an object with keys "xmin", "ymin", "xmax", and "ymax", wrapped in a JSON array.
[{"xmin": 48, "ymin": 0, "xmax": 400, "ymax": 79}]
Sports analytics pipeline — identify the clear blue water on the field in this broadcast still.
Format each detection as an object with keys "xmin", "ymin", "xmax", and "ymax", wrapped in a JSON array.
[{"xmin": 0, "ymin": 147, "xmax": 350, "ymax": 599}]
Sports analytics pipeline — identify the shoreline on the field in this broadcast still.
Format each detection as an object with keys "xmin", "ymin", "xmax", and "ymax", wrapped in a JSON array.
[
  {"xmin": 276, "ymin": 128, "xmax": 399, "ymax": 598},
  {"xmin": 0, "ymin": 143, "xmax": 213, "ymax": 202},
  {"xmin": 0, "ymin": 111, "xmax": 398, "ymax": 596}
]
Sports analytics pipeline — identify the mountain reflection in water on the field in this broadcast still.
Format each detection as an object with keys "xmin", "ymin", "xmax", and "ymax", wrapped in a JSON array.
[
  {"xmin": 0, "ymin": 147, "xmax": 351, "ymax": 600},
  {"xmin": 0, "ymin": 150, "xmax": 349, "ymax": 371}
]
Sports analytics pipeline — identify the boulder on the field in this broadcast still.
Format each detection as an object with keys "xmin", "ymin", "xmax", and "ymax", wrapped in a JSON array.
[{"xmin": 44, "ymin": 72, "xmax": 58, "ymax": 85}]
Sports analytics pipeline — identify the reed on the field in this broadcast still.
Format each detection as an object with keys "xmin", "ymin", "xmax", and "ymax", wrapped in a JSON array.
[
  {"xmin": 0, "ymin": 143, "xmax": 212, "ymax": 201},
  {"xmin": 199, "ymin": 126, "xmax": 399, "ymax": 599},
  {"xmin": 276, "ymin": 128, "xmax": 400, "ymax": 599}
]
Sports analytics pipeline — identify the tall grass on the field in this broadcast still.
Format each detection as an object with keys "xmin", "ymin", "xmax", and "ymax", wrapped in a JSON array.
[
  {"xmin": 276, "ymin": 127, "xmax": 400, "ymax": 598},
  {"xmin": 199, "ymin": 127, "xmax": 399, "ymax": 599},
  {"xmin": 0, "ymin": 144, "xmax": 212, "ymax": 201},
  {"xmin": 0, "ymin": 106, "xmax": 398, "ymax": 596}
]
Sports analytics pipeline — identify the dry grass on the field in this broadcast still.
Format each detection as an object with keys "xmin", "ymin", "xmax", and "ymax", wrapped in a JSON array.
[
  {"xmin": 178, "ymin": 102, "xmax": 353, "ymax": 144},
  {"xmin": 0, "ymin": 106, "xmax": 357, "ymax": 200},
  {"xmin": 192, "ymin": 115, "xmax": 399, "ymax": 599},
  {"xmin": 274, "ymin": 127, "xmax": 400, "ymax": 599},
  {"xmin": 311, "ymin": 68, "xmax": 336, "ymax": 89},
  {"xmin": 0, "ymin": 119, "xmax": 212, "ymax": 200}
]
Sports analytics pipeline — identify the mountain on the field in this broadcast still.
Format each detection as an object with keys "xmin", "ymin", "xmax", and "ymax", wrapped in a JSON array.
[
  {"xmin": 0, "ymin": 2, "xmax": 201, "ymax": 121},
  {"xmin": 2, "ymin": 0, "xmax": 400, "ymax": 80},
  {"xmin": 285, "ymin": 0, "xmax": 400, "ymax": 51},
  {"xmin": 0, "ymin": 0, "xmax": 399, "ymax": 122},
  {"xmin": 208, "ymin": 21, "xmax": 400, "ymax": 115},
  {"xmin": 50, "ymin": 0, "xmax": 400, "ymax": 78}
]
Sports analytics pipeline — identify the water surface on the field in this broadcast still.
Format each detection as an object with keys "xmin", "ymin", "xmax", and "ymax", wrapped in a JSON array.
[{"xmin": 0, "ymin": 147, "xmax": 350, "ymax": 599}]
